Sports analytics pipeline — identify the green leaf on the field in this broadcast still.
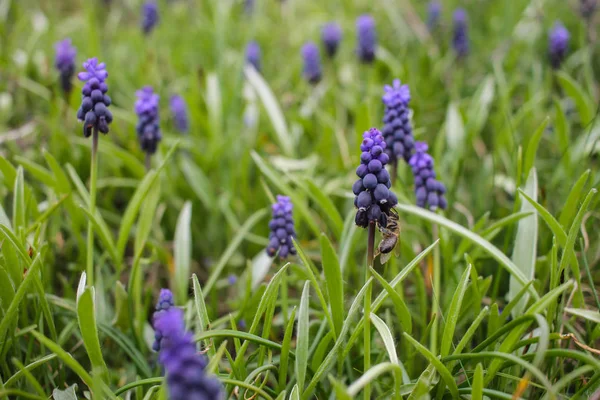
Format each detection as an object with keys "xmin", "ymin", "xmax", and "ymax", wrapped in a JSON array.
[
  {"xmin": 0, "ymin": 265, "xmax": 15, "ymax": 315},
  {"xmin": 245, "ymin": 67, "xmax": 294, "ymax": 157},
  {"xmin": 369, "ymin": 267, "xmax": 412, "ymax": 335},
  {"xmin": 203, "ymin": 208, "xmax": 268, "ymax": 295},
  {"xmin": 553, "ymin": 99, "xmax": 571, "ymax": 170},
  {"xmin": 133, "ymin": 181, "xmax": 161, "ymax": 256},
  {"xmin": 295, "ymin": 281, "xmax": 310, "ymax": 392},
  {"xmin": 301, "ymin": 178, "xmax": 344, "ymax": 238},
  {"xmin": 564, "ymin": 308, "xmax": 600, "ymax": 323},
  {"xmin": 556, "ymin": 71, "xmax": 594, "ymax": 126},
  {"xmin": 403, "ymin": 333, "xmax": 460, "ymax": 399},
  {"xmin": 78, "ymin": 206, "xmax": 119, "ymax": 268},
  {"xmin": 445, "ymin": 102, "xmax": 465, "ymax": 152},
  {"xmin": 43, "ymin": 150, "xmax": 71, "ymax": 194},
  {"xmin": 173, "ymin": 201, "xmax": 192, "ymax": 303},
  {"xmin": 440, "ymin": 264, "xmax": 471, "ymax": 357},
  {"xmin": 192, "ymin": 274, "xmax": 214, "ymax": 358},
  {"xmin": 523, "ymin": 119, "xmax": 549, "ymax": 178},
  {"xmin": 0, "ymin": 155, "xmax": 17, "ymax": 188},
  {"xmin": 52, "ymin": 384, "xmax": 78, "ymax": 400},
  {"xmin": 472, "ymin": 364, "xmax": 484, "ymax": 400},
  {"xmin": 320, "ymin": 234, "xmax": 344, "ymax": 338},
  {"xmin": 289, "ymin": 384, "xmax": 300, "ymax": 400},
  {"xmin": 370, "ymin": 313, "xmax": 410, "ymax": 384},
  {"xmin": 559, "ymin": 169, "xmax": 590, "ymax": 228},
  {"xmin": 508, "ymin": 168, "xmax": 538, "ymax": 317},
  {"xmin": 0, "ymin": 254, "xmax": 42, "ymax": 350},
  {"xmin": 278, "ymin": 307, "xmax": 297, "ymax": 392},
  {"xmin": 178, "ymin": 157, "xmax": 215, "ymax": 209},
  {"xmin": 76, "ymin": 274, "xmax": 108, "ymax": 380},
  {"xmin": 396, "ymin": 204, "xmax": 538, "ymax": 299},
  {"xmin": 13, "ymin": 167, "xmax": 25, "ymax": 230}
]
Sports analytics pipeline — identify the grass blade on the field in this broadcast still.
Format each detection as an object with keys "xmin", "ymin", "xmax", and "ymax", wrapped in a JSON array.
[{"xmin": 295, "ymin": 281, "xmax": 310, "ymax": 392}]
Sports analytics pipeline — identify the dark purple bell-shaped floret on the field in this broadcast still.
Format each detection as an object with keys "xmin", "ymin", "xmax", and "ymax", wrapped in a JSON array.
[
  {"xmin": 266, "ymin": 195, "xmax": 297, "ymax": 259},
  {"xmin": 409, "ymin": 142, "xmax": 447, "ymax": 211}
]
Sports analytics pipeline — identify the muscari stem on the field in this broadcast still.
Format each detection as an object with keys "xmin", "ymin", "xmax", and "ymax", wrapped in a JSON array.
[
  {"xmin": 364, "ymin": 221, "xmax": 375, "ymax": 400},
  {"xmin": 86, "ymin": 127, "xmax": 99, "ymax": 287},
  {"xmin": 430, "ymin": 222, "xmax": 441, "ymax": 354},
  {"xmin": 391, "ymin": 159, "xmax": 398, "ymax": 185},
  {"xmin": 145, "ymin": 152, "xmax": 151, "ymax": 171}
]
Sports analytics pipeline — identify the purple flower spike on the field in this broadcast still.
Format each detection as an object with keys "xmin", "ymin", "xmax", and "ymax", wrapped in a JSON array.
[
  {"xmin": 170, "ymin": 95, "xmax": 189, "ymax": 134},
  {"xmin": 141, "ymin": 1, "xmax": 159, "ymax": 35},
  {"xmin": 244, "ymin": 0, "xmax": 255, "ymax": 14},
  {"xmin": 356, "ymin": 15, "xmax": 376, "ymax": 63},
  {"xmin": 155, "ymin": 309, "xmax": 224, "ymax": 400},
  {"xmin": 452, "ymin": 9, "xmax": 469, "ymax": 58},
  {"xmin": 152, "ymin": 288, "xmax": 174, "ymax": 352},
  {"xmin": 409, "ymin": 142, "xmax": 447, "ymax": 211},
  {"xmin": 301, "ymin": 42, "xmax": 322, "ymax": 84},
  {"xmin": 246, "ymin": 41, "xmax": 261, "ymax": 73},
  {"xmin": 427, "ymin": 1, "xmax": 441, "ymax": 31},
  {"xmin": 322, "ymin": 22, "xmax": 342, "ymax": 58},
  {"xmin": 266, "ymin": 195, "xmax": 297, "ymax": 259},
  {"xmin": 135, "ymin": 86, "xmax": 161, "ymax": 155},
  {"xmin": 548, "ymin": 22, "xmax": 570, "ymax": 69},
  {"xmin": 55, "ymin": 39, "xmax": 76, "ymax": 94},
  {"xmin": 382, "ymin": 80, "xmax": 415, "ymax": 163},
  {"xmin": 353, "ymin": 128, "xmax": 398, "ymax": 228},
  {"xmin": 76, "ymin": 58, "xmax": 112, "ymax": 137}
]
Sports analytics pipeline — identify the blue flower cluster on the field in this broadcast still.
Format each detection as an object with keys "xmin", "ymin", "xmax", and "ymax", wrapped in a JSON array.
[
  {"xmin": 152, "ymin": 288, "xmax": 174, "ymax": 352},
  {"xmin": 353, "ymin": 128, "xmax": 398, "ymax": 228},
  {"xmin": 55, "ymin": 39, "xmax": 76, "ymax": 94},
  {"xmin": 141, "ymin": 1, "xmax": 159, "ymax": 35},
  {"xmin": 427, "ymin": 1, "xmax": 441, "ymax": 31},
  {"xmin": 356, "ymin": 15, "xmax": 376, "ymax": 63},
  {"xmin": 548, "ymin": 22, "xmax": 570, "ymax": 69},
  {"xmin": 76, "ymin": 58, "xmax": 113, "ymax": 137},
  {"xmin": 246, "ymin": 41, "xmax": 262, "ymax": 73},
  {"xmin": 266, "ymin": 195, "xmax": 297, "ymax": 259},
  {"xmin": 170, "ymin": 95, "xmax": 189, "ymax": 134},
  {"xmin": 322, "ymin": 23, "xmax": 342, "ymax": 58},
  {"xmin": 135, "ymin": 86, "xmax": 161, "ymax": 154},
  {"xmin": 382, "ymin": 80, "xmax": 415, "ymax": 163},
  {"xmin": 301, "ymin": 42, "xmax": 322, "ymax": 84},
  {"xmin": 155, "ymin": 308, "xmax": 224, "ymax": 400},
  {"xmin": 452, "ymin": 9, "xmax": 469, "ymax": 58},
  {"xmin": 409, "ymin": 142, "xmax": 447, "ymax": 211}
]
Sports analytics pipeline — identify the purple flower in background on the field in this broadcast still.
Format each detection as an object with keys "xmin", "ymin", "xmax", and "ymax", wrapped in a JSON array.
[
  {"xmin": 382, "ymin": 80, "xmax": 415, "ymax": 163},
  {"xmin": 452, "ymin": 9, "xmax": 469, "ymax": 58},
  {"xmin": 322, "ymin": 22, "xmax": 342, "ymax": 58},
  {"xmin": 244, "ymin": 0, "xmax": 255, "ymax": 14},
  {"xmin": 152, "ymin": 289, "xmax": 174, "ymax": 352},
  {"xmin": 246, "ymin": 41, "xmax": 261, "ymax": 73},
  {"xmin": 548, "ymin": 22, "xmax": 570, "ymax": 69},
  {"xmin": 353, "ymin": 128, "xmax": 398, "ymax": 228},
  {"xmin": 135, "ymin": 86, "xmax": 161, "ymax": 154},
  {"xmin": 141, "ymin": 1, "xmax": 159, "ymax": 35},
  {"xmin": 155, "ymin": 308, "xmax": 224, "ymax": 400},
  {"xmin": 55, "ymin": 39, "xmax": 76, "ymax": 94},
  {"xmin": 76, "ymin": 58, "xmax": 112, "ymax": 137},
  {"xmin": 427, "ymin": 1, "xmax": 442, "ymax": 31},
  {"xmin": 227, "ymin": 274, "xmax": 237, "ymax": 285},
  {"xmin": 301, "ymin": 42, "xmax": 322, "ymax": 84},
  {"xmin": 266, "ymin": 195, "xmax": 297, "ymax": 259},
  {"xmin": 580, "ymin": 0, "xmax": 597, "ymax": 18},
  {"xmin": 170, "ymin": 95, "xmax": 189, "ymax": 133},
  {"xmin": 409, "ymin": 142, "xmax": 447, "ymax": 211},
  {"xmin": 356, "ymin": 15, "xmax": 376, "ymax": 63}
]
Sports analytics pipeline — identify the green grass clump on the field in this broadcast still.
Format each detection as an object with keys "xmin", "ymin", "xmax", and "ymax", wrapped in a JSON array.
[{"xmin": 0, "ymin": 0, "xmax": 599, "ymax": 399}]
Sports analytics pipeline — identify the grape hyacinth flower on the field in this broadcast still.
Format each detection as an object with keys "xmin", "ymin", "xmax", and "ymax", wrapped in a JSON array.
[
  {"xmin": 382, "ymin": 80, "xmax": 415, "ymax": 164},
  {"xmin": 54, "ymin": 39, "xmax": 76, "ymax": 94},
  {"xmin": 356, "ymin": 15, "xmax": 376, "ymax": 63},
  {"xmin": 409, "ymin": 142, "xmax": 447, "ymax": 211},
  {"xmin": 141, "ymin": 1, "xmax": 159, "ymax": 35},
  {"xmin": 245, "ymin": 41, "xmax": 261, "ymax": 73},
  {"xmin": 169, "ymin": 95, "xmax": 189, "ymax": 134},
  {"xmin": 301, "ymin": 42, "xmax": 322, "ymax": 84},
  {"xmin": 77, "ymin": 58, "xmax": 112, "ymax": 137},
  {"xmin": 452, "ymin": 9, "xmax": 469, "ymax": 58},
  {"xmin": 353, "ymin": 128, "xmax": 398, "ymax": 228},
  {"xmin": 155, "ymin": 308, "xmax": 224, "ymax": 400},
  {"xmin": 244, "ymin": 0, "xmax": 255, "ymax": 14},
  {"xmin": 322, "ymin": 22, "xmax": 342, "ymax": 58},
  {"xmin": 266, "ymin": 195, "xmax": 297, "ymax": 259},
  {"xmin": 135, "ymin": 86, "xmax": 161, "ymax": 157},
  {"xmin": 152, "ymin": 289, "xmax": 174, "ymax": 352},
  {"xmin": 427, "ymin": 1, "xmax": 442, "ymax": 31},
  {"xmin": 548, "ymin": 22, "xmax": 570, "ymax": 69}
]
